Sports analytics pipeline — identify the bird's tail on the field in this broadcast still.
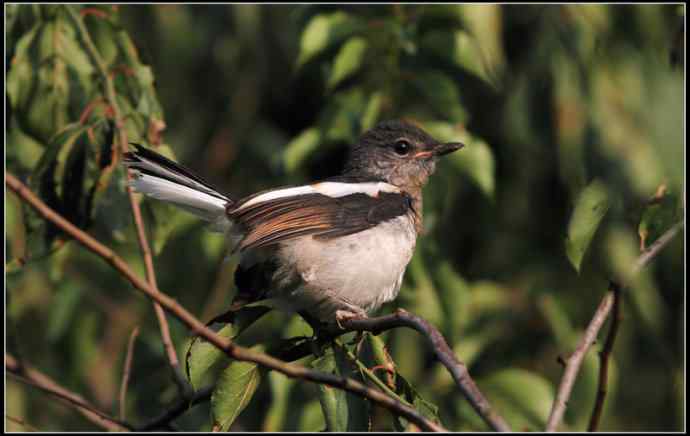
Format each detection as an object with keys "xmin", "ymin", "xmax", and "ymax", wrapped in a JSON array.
[{"xmin": 123, "ymin": 144, "xmax": 233, "ymax": 232}]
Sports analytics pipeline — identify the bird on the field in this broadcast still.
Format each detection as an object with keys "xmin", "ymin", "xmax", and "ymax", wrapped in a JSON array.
[{"xmin": 123, "ymin": 120, "xmax": 463, "ymax": 331}]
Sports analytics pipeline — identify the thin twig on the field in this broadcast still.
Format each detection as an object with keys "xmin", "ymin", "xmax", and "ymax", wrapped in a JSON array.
[
  {"xmin": 119, "ymin": 326, "xmax": 140, "ymax": 421},
  {"xmin": 340, "ymin": 309, "xmax": 512, "ymax": 432},
  {"xmin": 587, "ymin": 282, "xmax": 621, "ymax": 432},
  {"xmin": 64, "ymin": 4, "xmax": 189, "ymax": 397},
  {"xmin": 632, "ymin": 221, "xmax": 684, "ymax": 274},
  {"xmin": 587, "ymin": 220, "xmax": 684, "ymax": 431},
  {"xmin": 6, "ymin": 353, "xmax": 131, "ymax": 431},
  {"xmin": 136, "ymin": 385, "xmax": 213, "ymax": 431},
  {"xmin": 546, "ymin": 221, "xmax": 683, "ymax": 432},
  {"xmin": 5, "ymin": 415, "xmax": 40, "ymax": 432},
  {"xmin": 5, "ymin": 172, "xmax": 446, "ymax": 433},
  {"xmin": 545, "ymin": 291, "xmax": 615, "ymax": 432}
]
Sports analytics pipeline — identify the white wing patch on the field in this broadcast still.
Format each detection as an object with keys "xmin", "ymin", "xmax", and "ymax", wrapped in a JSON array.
[{"xmin": 234, "ymin": 182, "xmax": 400, "ymax": 212}]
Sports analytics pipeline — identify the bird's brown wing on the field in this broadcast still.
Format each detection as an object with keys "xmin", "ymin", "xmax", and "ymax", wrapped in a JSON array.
[{"xmin": 228, "ymin": 191, "xmax": 413, "ymax": 252}]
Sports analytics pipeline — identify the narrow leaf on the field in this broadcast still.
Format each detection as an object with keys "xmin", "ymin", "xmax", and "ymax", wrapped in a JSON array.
[
  {"xmin": 283, "ymin": 127, "xmax": 322, "ymax": 174},
  {"xmin": 296, "ymin": 12, "xmax": 363, "ymax": 67},
  {"xmin": 327, "ymin": 37, "xmax": 368, "ymax": 91},
  {"xmin": 565, "ymin": 180, "xmax": 610, "ymax": 273}
]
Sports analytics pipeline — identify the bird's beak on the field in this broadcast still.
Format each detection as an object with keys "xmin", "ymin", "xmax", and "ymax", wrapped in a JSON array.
[
  {"xmin": 413, "ymin": 142, "xmax": 464, "ymax": 160},
  {"xmin": 433, "ymin": 141, "xmax": 464, "ymax": 156}
]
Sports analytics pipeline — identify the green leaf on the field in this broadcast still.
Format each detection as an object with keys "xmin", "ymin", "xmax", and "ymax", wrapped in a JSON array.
[
  {"xmin": 420, "ymin": 30, "xmax": 496, "ymax": 87},
  {"xmin": 263, "ymin": 371, "xmax": 295, "ymax": 431},
  {"xmin": 298, "ymin": 400, "xmax": 326, "ymax": 432},
  {"xmin": 407, "ymin": 252, "xmax": 444, "ymax": 327},
  {"xmin": 296, "ymin": 12, "xmax": 364, "ymax": 67},
  {"xmin": 311, "ymin": 345, "xmax": 370, "ymax": 432},
  {"xmin": 283, "ymin": 127, "xmax": 322, "ymax": 174},
  {"xmin": 47, "ymin": 284, "xmax": 83, "ymax": 342},
  {"xmin": 327, "ymin": 37, "xmax": 368, "ymax": 91},
  {"xmin": 565, "ymin": 180, "xmax": 610, "ymax": 273},
  {"xmin": 211, "ymin": 359, "xmax": 262, "ymax": 431},
  {"xmin": 186, "ymin": 324, "xmax": 235, "ymax": 391},
  {"xmin": 433, "ymin": 261, "xmax": 472, "ymax": 339},
  {"xmin": 393, "ymin": 371, "xmax": 442, "ymax": 431},
  {"xmin": 361, "ymin": 91, "xmax": 383, "ymax": 131},
  {"xmin": 638, "ymin": 189, "xmax": 682, "ymax": 250},
  {"xmin": 478, "ymin": 369, "xmax": 555, "ymax": 431},
  {"xmin": 185, "ymin": 307, "xmax": 269, "ymax": 390},
  {"xmin": 412, "ymin": 70, "xmax": 467, "ymax": 123}
]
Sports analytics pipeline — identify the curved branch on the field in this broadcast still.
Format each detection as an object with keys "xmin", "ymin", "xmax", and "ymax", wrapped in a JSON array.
[
  {"xmin": 546, "ymin": 221, "xmax": 683, "ymax": 432},
  {"xmin": 5, "ymin": 172, "xmax": 446, "ymax": 433},
  {"xmin": 6, "ymin": 354, "xmax": 131, "ymax": 431},
  {"xmin": 340, "ymin": 309, "xmax": 512, "ymax": 432}
]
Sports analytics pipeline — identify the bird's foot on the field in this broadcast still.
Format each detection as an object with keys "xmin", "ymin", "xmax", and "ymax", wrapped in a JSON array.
[{"xmin": 335, "ymin": 309, "xmax": 367, "ymax": 330}]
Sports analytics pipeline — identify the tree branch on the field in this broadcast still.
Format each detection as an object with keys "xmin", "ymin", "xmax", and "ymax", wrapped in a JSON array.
[
  {"xmin": 340, "ymin": 309, "xmax": 512, "ymax": 432},
  {"xmin": 119, "ymin": 326, "xmax": 139, "ymax": 421},
  {"xmin": 5, "ymin": 172, "xmax": 446, "ymax": 432},
  {"xmin": 136, "ymin": 385, "xmax": 213, "ymax": 431},
  {"xmin": 546, "ymin": 221, "xmax": 683, "ymax": 432},
  {"xmin": 64, "ymin": 4, "xmax": 189, "ymax": 398},
  {"xmin": 6, "ymin": 353, "xmax": 131, "ymax": 431},
  {"xmin": 587, "ymin": 282, "xmax": 621, "ymax": 432}
]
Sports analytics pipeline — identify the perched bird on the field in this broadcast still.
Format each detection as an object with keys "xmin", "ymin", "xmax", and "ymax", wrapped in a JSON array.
[{"xmin": 123, "ymin": 120, "xmax": 463, "ymax": 329}]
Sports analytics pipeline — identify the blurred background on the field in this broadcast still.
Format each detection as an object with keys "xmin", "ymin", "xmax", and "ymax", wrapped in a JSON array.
[{"xmin": 5, "ymin": 4, "xmax": 685, "ymax": 432}]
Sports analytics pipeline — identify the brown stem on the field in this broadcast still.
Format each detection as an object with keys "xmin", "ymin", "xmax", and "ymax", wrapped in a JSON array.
[
  {"xmin": 6, "ymin": 353, "xmax": 131, "ymax": 431},
  {"xmin": 5, "ymin": 415, "xmax": 40, "ymax": 432},
  {"xmin": 119, "ymin": 326, "xmax": 139, "ymax": 421},
  {"xmin": 586, "ymin": 221, "xmax": 683, "ymax": 431},
  {"xmin": 546, "ymin": 221, "xmax": 683, "ymax": 432},
  {"xmin": 587, "ymin": 282, "xmax": 621, "ymax": 432},
  {"xmin": 5, "ymin": 172, "xmax": 446, "ymax": 433},
  {"xmin": 64, "ymin": 4, "xmax": 186, "ymax": 395}
]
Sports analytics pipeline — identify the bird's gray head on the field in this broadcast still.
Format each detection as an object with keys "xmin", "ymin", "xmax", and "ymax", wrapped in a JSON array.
[{"xmin": 343, "ymin": 120, "xmax": 464, "ymax": 190}]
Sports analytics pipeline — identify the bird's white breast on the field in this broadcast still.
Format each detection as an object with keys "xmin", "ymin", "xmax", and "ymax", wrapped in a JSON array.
[{"xmin": 269, "ymin": 213, "xmax": 417, "ymax": 321}]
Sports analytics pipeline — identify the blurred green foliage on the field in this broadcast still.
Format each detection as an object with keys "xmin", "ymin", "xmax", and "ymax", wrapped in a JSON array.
[{"xmin": 5, "ymin": 4, "xmax": 684, "ymax": 432}]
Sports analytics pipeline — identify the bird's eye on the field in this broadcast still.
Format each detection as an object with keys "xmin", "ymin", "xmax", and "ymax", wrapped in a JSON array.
[{"xmin": 393, "ymin": 139, "xmax": 411, "ymax": 156}]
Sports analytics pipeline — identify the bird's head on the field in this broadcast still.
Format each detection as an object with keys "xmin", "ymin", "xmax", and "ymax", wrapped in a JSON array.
[{"xmin": 344, "ymin": 120, "xmax": 464, "ymax": 190}]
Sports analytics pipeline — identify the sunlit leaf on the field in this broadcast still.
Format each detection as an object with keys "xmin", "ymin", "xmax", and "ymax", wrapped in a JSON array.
[
  {"xmin": 185, "ymin": 307, "xmax": 270, "ymax": 390},
  {"xmin": 296, "ymin": 11, "xmax": 365, "ymax": 67},
  {"xmin": 327, "ymin": 37, "xmax": 368, "ymax": 91},
  {"xmin": 420, "ymin": 30, "xmax": 496, "ymax": 87},
  {"xmin": 565, "ymin": 180, "xmax": 610, "ymax": 273},
  {"xmin": 263, "ymin": 371, "xmax": 295, "ymax": 431},
  {"xmin": 361, "ymin": 91, "xmax": 383, "ymax": 131},
  {"xmin": 283, "ymin": 127, "xmax": 322, "ymax": 174},
  {"xmin": 211, "ymin": 359, "xmax": 262, "ymax": 431}
]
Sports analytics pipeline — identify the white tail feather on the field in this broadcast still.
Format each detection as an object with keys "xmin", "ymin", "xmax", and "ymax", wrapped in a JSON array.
[{"xmin": 128, "ymin": 171, "xmax": 231, "ymax": 232}]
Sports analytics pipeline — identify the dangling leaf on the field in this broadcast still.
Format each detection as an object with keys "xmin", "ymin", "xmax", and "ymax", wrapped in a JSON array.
[
  {"xmin": 565, "ymin": 180, "xmax": 610, "ymax": 273},
  {"xmin": 311, "ymin": 345, "xmax": 371, "ymax": 432},
  {"xmin": 211, "ymin": 359, "xmax": 262, "ymax": 431},
  {"xmin": 327, "ymin": 37, "xmax": 368, "ymax": 91}
]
